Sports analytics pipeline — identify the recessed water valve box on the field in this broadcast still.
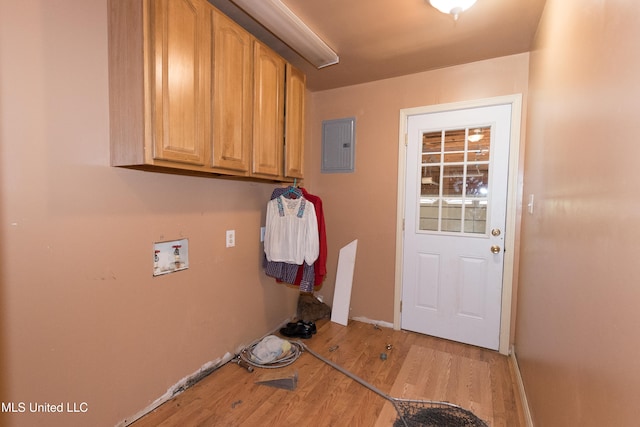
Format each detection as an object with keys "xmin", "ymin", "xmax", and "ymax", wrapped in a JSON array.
[{"xmin": 153, "ymin": 238, "xmax": 189, "ymax": 276}]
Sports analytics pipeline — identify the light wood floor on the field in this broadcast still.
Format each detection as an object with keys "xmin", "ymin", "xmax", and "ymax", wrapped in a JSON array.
[{"xmin": 132, "ymin": 320, "xmax": 526, "ymax": 426}]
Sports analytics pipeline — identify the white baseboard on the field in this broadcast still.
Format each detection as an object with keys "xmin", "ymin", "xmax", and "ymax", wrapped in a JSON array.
[
  {"xmin": 510, "ymin": 346, "xmax": 534, "ymax": 427},
  {"xmin": 351, "ymin": 316, "xmax": 394, "ymax": 329}
]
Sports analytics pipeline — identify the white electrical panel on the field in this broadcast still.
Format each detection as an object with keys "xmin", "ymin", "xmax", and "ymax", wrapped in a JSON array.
[
  {"xmin": 153, "ymin": 238, "xmax": 189, "ymax": 276},
  {"xmin": 321, "ymin": 117, "xmax": 356, "ymax": 173}
]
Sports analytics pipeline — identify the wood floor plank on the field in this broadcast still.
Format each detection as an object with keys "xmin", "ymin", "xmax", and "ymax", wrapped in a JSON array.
[{"xmin": 132, "ymin": 320, "xmax": 525, "ymax": 427}]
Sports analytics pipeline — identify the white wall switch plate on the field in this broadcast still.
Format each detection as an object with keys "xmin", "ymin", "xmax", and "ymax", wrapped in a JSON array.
[
  {"xmin": 153, "ymin": 238, "xmax": 189, "ymax": 276},
  {"xmin": 226, "ymin": 230, "xmax": 235, "ymax": 248}
]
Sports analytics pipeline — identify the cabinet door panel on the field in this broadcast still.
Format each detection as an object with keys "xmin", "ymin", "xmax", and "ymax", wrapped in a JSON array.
[
  {"xmin": 212, "ymin": 12, "xmax": 252, "ymax": 172},
  {"xmin": 252, "ymin": 42, "xmax": 285, "ymax": 178},
  {"xmin": 149, "ymin": 0, "xmax": 211, "ymax": 165},
  {"xmin": 284, "ymin": 64, "xmax": 305, "ymax": 179}
]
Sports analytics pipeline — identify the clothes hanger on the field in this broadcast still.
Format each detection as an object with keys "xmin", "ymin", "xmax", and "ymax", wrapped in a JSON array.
[{"xmin": 283, "ymin": 179, "xmax": 302, "ymax": 199}]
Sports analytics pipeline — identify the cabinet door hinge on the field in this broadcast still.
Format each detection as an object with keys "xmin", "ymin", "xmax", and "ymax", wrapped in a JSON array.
[
  {"xmin": 400, "ymin": 300, "xmax": 402, "ymax": 312},
  {"xmin": 404, "ymin": 133, "xmax": 408, "ymax": 146}
]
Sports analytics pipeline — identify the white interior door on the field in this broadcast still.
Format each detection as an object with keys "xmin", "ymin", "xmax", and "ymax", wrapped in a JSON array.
[{"xmin": 401, "ymin": 103, "xmax": 512, "ymax": 351}]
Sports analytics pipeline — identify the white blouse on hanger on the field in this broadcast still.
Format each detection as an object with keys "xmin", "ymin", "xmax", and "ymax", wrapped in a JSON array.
[{"xmin": 264, "ymin": 195, "xmax": 319, "ymax": 265}]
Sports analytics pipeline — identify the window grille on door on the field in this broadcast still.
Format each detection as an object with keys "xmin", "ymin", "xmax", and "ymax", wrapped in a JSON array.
[{"xmin": 419, "ymin": 126, "xmax": 491, "ymax": 234}]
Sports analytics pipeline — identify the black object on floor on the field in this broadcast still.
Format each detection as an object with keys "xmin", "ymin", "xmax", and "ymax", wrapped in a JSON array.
[
  {"xmin": 285, "ymin": 320, "xmax": 316, "ymax": 334},
  {"xmin": 391, "ymin": 404, "xmax": 488, "ymax": 427},
  {"xmin": 280, "ymin": 322, "xmax": 314, "ymax": 339},
  {"xmin": 255, "ymin": 372, "xmax": 298, "ymax": 391},
  {"xmin": 297, "ymin": 293, "xmax": 331, "ymax": 322}
]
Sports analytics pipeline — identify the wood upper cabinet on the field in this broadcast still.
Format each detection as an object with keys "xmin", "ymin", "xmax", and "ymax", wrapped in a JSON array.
[
  {"xmin": 211, "ymin": 11, "xmax": 253, "ymax": 174},
  {"xmin": 150, "ymin": 0, "xmax": 212, "ymax": 166},
  {"xmin": 109, "ymin": 0, "xmax": 213, "ymax": 170},
  {"xmin": 251, "ymin": 41, "xmax": 286, "ymax": 179},
  {"xmin": 284, "ymin": 64, "xmax": 306, "ymax": 179},
  {"xmin": 108, "ymin": 0, "xmax": 305, "ymax": 181}
]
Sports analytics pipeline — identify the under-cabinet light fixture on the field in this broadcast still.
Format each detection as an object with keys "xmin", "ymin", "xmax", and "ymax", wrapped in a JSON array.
[{"xmin": 231, "ymin": 0, "xmax": 339, "ymax": 69}]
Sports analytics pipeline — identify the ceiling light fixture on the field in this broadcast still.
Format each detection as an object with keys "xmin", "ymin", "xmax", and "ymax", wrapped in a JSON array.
[
  {"xmin": 468, "ymin": 129, "xmax": 484, "ymax": 143},
  {"xmin": 231, "ymin": 0, "xmax": 339, "ymax": 69},
  {"xmin": 429, "ymin": 0, "xmax": 478, "ymax": 20}
]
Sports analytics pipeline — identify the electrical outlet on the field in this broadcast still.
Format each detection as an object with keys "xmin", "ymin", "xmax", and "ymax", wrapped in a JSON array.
[{"xmin": 226, "ymin": 230, "xmax": 235, "ymax": 248}]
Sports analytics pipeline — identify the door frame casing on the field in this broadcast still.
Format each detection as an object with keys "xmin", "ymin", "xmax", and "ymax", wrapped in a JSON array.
[{"xmin": 394, "ymin": 94, "xmax": 523, "ymax": 356}]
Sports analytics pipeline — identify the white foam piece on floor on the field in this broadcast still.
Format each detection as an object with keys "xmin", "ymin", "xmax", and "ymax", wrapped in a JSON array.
[{"xmin": 331, "ymin": 239, "xmax": 358, "ymax": 326}]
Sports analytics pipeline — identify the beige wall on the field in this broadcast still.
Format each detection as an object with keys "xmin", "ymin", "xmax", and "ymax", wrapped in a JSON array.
[
  {"xmin": 517, "ymin": 0, "xmax": 640, "ymax": 425},
  {"xmin": 307, "ymin": 54, "xmax": 529, "ymax": 325},
  {"xmin": 0, "ymin": 2, "xmax": 298, "ymax": 426}
]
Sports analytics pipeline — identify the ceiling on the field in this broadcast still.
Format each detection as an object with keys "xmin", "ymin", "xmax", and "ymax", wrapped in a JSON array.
[{"xmin": 208, "ymin": 0, "xmax": 547, "ymax": 92}]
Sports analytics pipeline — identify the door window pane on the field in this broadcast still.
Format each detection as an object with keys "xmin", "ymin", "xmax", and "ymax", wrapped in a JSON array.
[
  {"xmin": 441, "ymin": 202, "xmax": 462, "ymax": 232},
  {"xmin": 421, "ymin": 166, "xmax": 440, "ymax": 196},
  {"xmin": 443, "ymin": 129, "xmax": 466, "ymax": 163},
  {"xmin": 422, "ymin": 131, "xmax": 442, "ymax": 158},
  {"xmin": 442, "ymin": 165, "xmax": 465, "ymax": 197},
  {"xmin": 465, "ymin": 164, "xmax": 488, "ymax": 197},
  {"xmin": 465, "ymin": 200, "xmax": 487, "ymax": 233},
  {"xmin": 468, "ymin": 127, "xmax": 491, "ymax": 161}
]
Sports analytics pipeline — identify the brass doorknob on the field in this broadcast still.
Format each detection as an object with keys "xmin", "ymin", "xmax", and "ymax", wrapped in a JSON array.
[{"xmin": 490, "ymin": 245, "xmax": 501, "ymax": 254}]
